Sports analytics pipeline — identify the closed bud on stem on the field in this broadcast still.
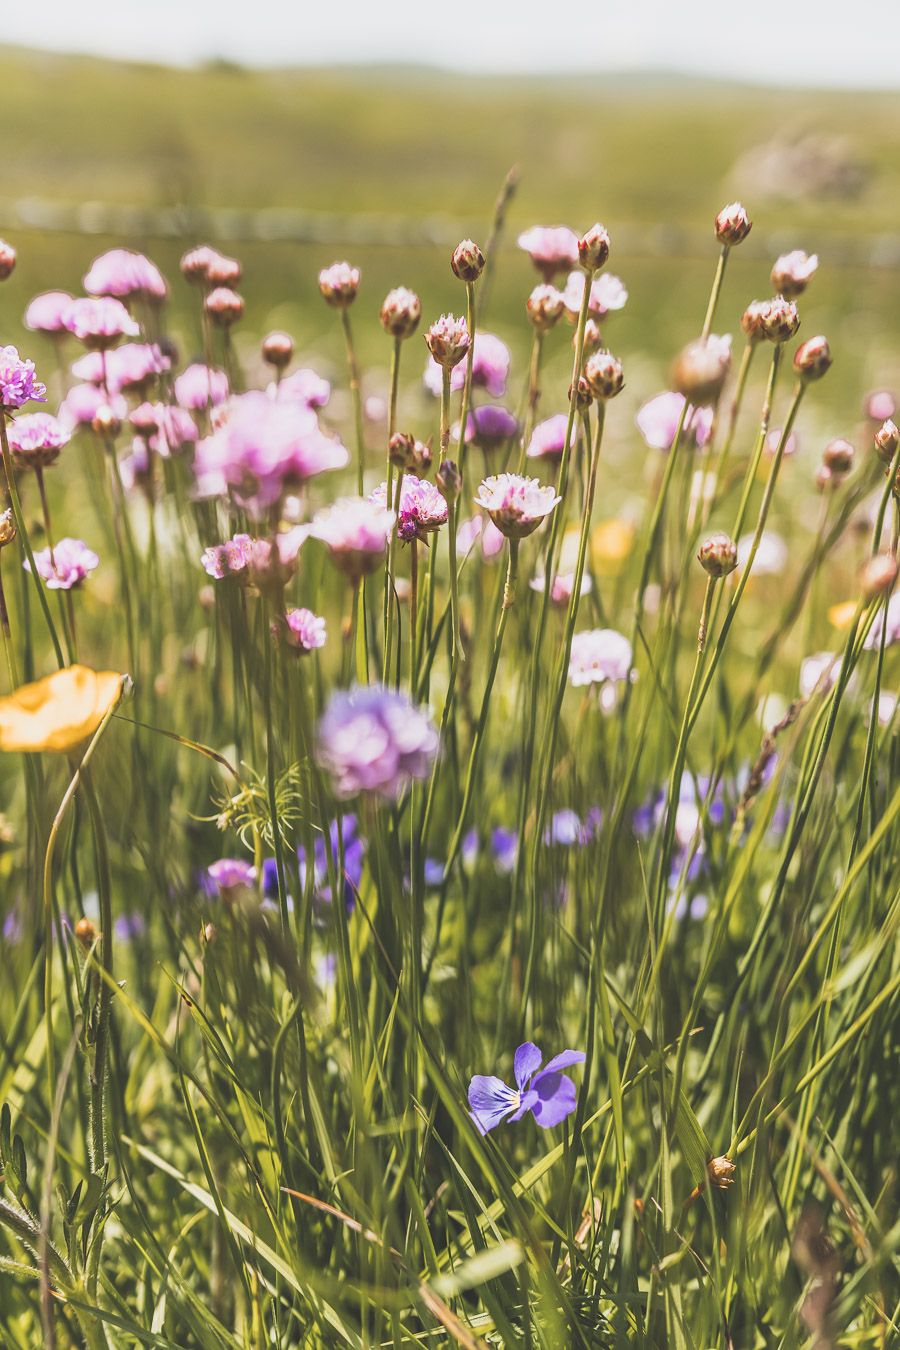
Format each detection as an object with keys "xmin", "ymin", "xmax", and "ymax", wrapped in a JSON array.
[
  {"xmin": 771, "ymin": 250, "xmax": 818, "ymax": 298},
  {"xmin": 202, "ymin": 922, "xmax": 217, "ymax": 945},
  {"xmin": 92, "ymin": 405, "xmax": 122, "ymax": 439},
  {"xmin": 580, "ymin": 318, "xmax": 603, "ymax": 355},
  {"xmin": 577, "ymin": 223, "xmax": 610, "ymax": 273},
  {"xmin": 380, "ymin": 286, "xmax": 421, "ymax": 339},
  {"xmin": 698, "ymin": 531, "xmax": 738, "ymax": 578},
  {"xmin": 0, "ymin": 240, "xmax": 16, "ymax": 281},
  {"xmin": 75, "ymin": 917, "xmax": 98, "ymax": 948},
  {"xmin": 714, "ymin": 202, "xmax": 751, "ymax": 246},
  {"xmin": 205, "ymin": 287, "xmax": 244, "ymax": 327},
  {"xmin": 860, "ymin": 552, "xmax": 898, "ymax": 600},
  {"xmin": 760, "ymin": 296, "xmax": 801, "ymax": 344},
  {"xmin": 672, "ymin": 336, "xmax": 731, "ymax": 407},
  {"xmin": 741, "ymin": 300, "xmax": 770, "ymax": 344},
  {"xmin": 815, "ymin": 464, "xmax": 835, "ymax": 493},
  {"xmin": 569, "ymin": 375, "xmax": 593, "ymax": 411},
  {"xmin": 0, "ymin": 509, "xmax": 16, "ymax": 547},
  {"xmin": 874, "ymin": 419, "xmax": 899, "ymax": 465},
  {"xmin": 411, "ymin": 440, "xmax": 432, "ymax": 475},
  {"xmin": 389, "ymin": 431, "xmax": 416, "ymax": 470},
  {"xmin": 822, "ymin": 437, "xmax": 855, "ymax": 476},
  {"xmin": 794, "ymin": 335, "xmax": 832, "ymax": 381},
  {"xmin": 583, "ymin": 350, "xmax": 624, "ymax": 401},
  {"xmin": 436, "ymin": 458, "xmax": 462, "ymax": 503},
  {"xmin": 425, "ymin": 314, "xmax": 470, "ymax": 369},
  {"xmin": 450, "ymin": 239, "xmax": 485, "ymax": 282},
  {"xmin": 262, "ymin": 331, "xmax": 293, "ymax": 369},
  {"xmin": 707, "ymin": 1155, "xmax": 736, "ymax": 1189},
  {"xmin": 526, "ymin": 284, "xmax": 565, "ymax": 332},
  {"xmin": 318, "ymin": 261, "xmax": 360, "ymax": 309}
]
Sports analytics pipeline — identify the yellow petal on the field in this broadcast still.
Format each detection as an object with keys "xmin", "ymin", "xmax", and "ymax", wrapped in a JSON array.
[
  {"xmin": 828, "ymin": 600, "xmax": 857, "ymax": 631},
  {"xmin": 0, "ymin": 665, "xmax": 124, "ymax": 754}
]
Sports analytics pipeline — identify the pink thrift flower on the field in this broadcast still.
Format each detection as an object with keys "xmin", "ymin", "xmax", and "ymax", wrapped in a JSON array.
[
  {"xmin": 370, "ymin": 474, "xmax": 447, "ymax": 543},
  {"xmin": 72, "ymin": 343, "xmax": 168, "ymax": 395},
  {"xmin": 59, "ymin": 384, "xmax": 126, "ymax": 430},
  {"xmin": 201, "ymin": 527, "xmax": 307, "ymax": 587},
  {"xmin": 25, "ymin": 538, "xmax": 99, "ymax": 590},
  {"xmin": 316, "ymin": 684, "xmax": 439, "ymax": 800},
  {"xmin": 568, "ymin": 628, "xmax": 633, "ymax": 691},
  {"xmin": 736, "ymin": 531, "xmax": 788, "ymax": 577},
  {"xmin": 0, "ymin": 347, "xmax": 47, "ymax": 411},
  {"xmin": 527, "ymin": 414, "xmax": 569, "ymax": 462},
  {"xmin": 272, "ymin": 367, "xmax": 331, "ymax": 409},
  {"xmin": 311, "ymin": 496, "xmax": 395, "ymax": 580},
  {"xmin": 175, "ymin": 363, "xmax": 230, "ymax": 410},
  {"xmin": 283, "ymin": 607, "xmax": 327, "ymax": 653},
  {"xmin": 770, "ymin": 250, "xmax": 818, "ymax": 299},
  {"xmin": 207, "ymin": 859, "xmax": 256, "ymax": 894},
  {"xmin": 456, "ymin": 513, "xmax": 506, "ymax": 561},
  {"xmin": 865, "ymin": 390, "xmax": 896, "ymax": 422},
  {"xmin": 517, "ymin": 226, "xmax": 579, "ymax": 281},
  {"xmin": 7, "ymin": 413, "xmax": 69, "ymax": 469},
  {"xmin": 424, "ymin": 330, "xmax": 509, "ymax": 398},
  {"xmin": 64, "ymin": 296, "xmax": 140, "ymax": 349},
  {"xmin": 636, "ymin": 391, "xmax": 713, "ymax": 452},
  {"xmin": 474, "ymin": 473, "xmax": 560, "ymax": 539},
  {"xmin": 24, "ymin": 291, "xmax": 74, "ymax": 335},
  {"xmin": 318, "ymin": 261, "xmax": 360, "ymax": 308},
  {"xmin": 562, "ymin": 271, "xmax": 628, "ymax": 319},
  {"xmin": 461, "ymin": 405, "xmax": 518, "ymax": 450},
  {"xmin": 764, "ymin": 426, "xmax": 799, "ymax": 457},
  {"xmin": 424, "ymin": 313, "xmax": 470, "ymax": 372},
  {"xmin": 530, "ymin": 570, "xmax": 592, "ymax": 604},
  {"xmin": 83, "ymin": 249, "xmax": 167, "ymax": 303}
]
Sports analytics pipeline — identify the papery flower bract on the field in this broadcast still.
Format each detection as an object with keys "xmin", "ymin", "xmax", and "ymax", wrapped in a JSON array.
[
  {"xmin": 84, "ymin": 249, "xmax": 167, "ymax": 303},
  {"xmin": 424, "ymin": 329, "xmax": 507, "ymax": 395},
  {"xmin": 25, "ymin": 538, "xmax": 99, "ymax": 591},
  {"xmin": 311, "ymin": 497, "xmax": 395, "ymax": 580},
  {"xmin": 64, "ymin": 296, "xmax": 140, "ymax": 349},
  {"xmin": 283, "ymin": 606, "xmax": 327, "ymax": 653},
  {"xmin": 272, "ymin": 367, "xmax": 331, "ymax": 409},
  {"xmin": 24, "ymin": 291, "xmax": 74, "ymax": 335},
  {"xmin": 561, "ymin": 271, "xmax": 628, "ymax": 319},
  {"xmin": 316, "ymin": 685, "xmax": 439, "ymax": 800},
  {"xmin": 207, "ymin": 859, "xmax": 257, "ymax": 895},
  {"xmin": 468, "ymin": 1042, "xmax": 585, "ymax": 1135},
  {"xmin": 0, "ymin": 346, "xmax": 47, "ymax": 411},
  {"xmin": 474, "ymin": 473, "xmax": 560, "ymax": 539},
  {"xmin": 456, "ymin": 512, "xmax": 506, "ymax": 561},
  {"xmin": 636, "ymin": 391, "xmax": 713, "ymax": 452},
  {"xmin": 526, "ymin": 413, "xmax": 569, "ymax": 462},
  {"xmin": 7, "ymin": 413, "xmax": 70, "ymax": 468},
  {"xmin": 0, "ymin": 665, "xmax": 123, "ymax": 754},
  {"xmin": 370, "ymin": 474, "xmax": 447, "ymax": 543},
  {"xmin": 175, "ymin": 363, "xmax": 229, "ymax": 410}
]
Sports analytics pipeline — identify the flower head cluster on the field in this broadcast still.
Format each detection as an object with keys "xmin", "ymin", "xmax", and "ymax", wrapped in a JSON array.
[
  {"xmin": 24, "ymin": 291, "xmax": 74, "ymax": 335},
  {"xmin": 316, "ymin": 684, "xmax": 439, "ymax": 800},
  {"xmin": 58, "ymin": 384, "xmax": 126, "ymax": 431},
  {"xmin": 318, "ymin": 261, "xmax": 359, "ymax": 308},
  {"xmin": 770, "ymin": 250, "xmax": 818, "ymax": 298},
  {"xmin": 517, "ymin": 226, "xmax": 579, "ymax": 280},
  {"xmin": 283, "ymin": 607, "xmax": 327, "ymax": 653},
  {"xmin": 63, "ymin": 297, "xmax": 140, "ymax": 349},
  {"xmin": 561, "ymin": 271, "xmax": 628, "ymax": 320},
  {"xmin": 468, "ymin": 1042, "xmax": 585, "ymax": 1134},
  {"xmin": 25, "ymin": 538, "xmax": 99, "ymax": 590},
  {"xmin": 200, "ymin": 527, "xmax": 306, "ymax": 588},
  {"xmin": 0, "ymin": 346, "xmax": 47, "ymax": 411},
  {"xmin": 206, "ymin": 859, "xmax": 257, "ymax": 896},
  {"xmin": 181, "ymin": 246, "xmax": 241, "ymax": 287},
  {"xmin": 424, "ymin": 330, "xmax": 510, "ymax": 397},
  {"xmin": 474, "ymin": 473, "xmax": 560, "ymax": 539},
  {"xmin": 273, "ymin": 367, "xmax": 331, "ymax": 410},
  {"xmin": 6, "ymin": 413, "xmax": 69, "ymax": 468},
  {"xmin": 423, "ymin": 314, "xmax": 471, "ymax": 374},
  {"xmin": 312, "ymin": 496, "xmax": 395, "ymax": 580},
  {"xmin": 73, "ymin": 342, "xmax": 170, "ymax": 396},
  {"xmin": 371, "ymin": 474, "xmax": 447, "ymax": 543},
  {"xmin": 84, "ymin": 249, "xmax": 167, "ymax": 303},
  {"xmin": 175, "ymin": 363, "xmax": 229, "ymax": 410}
]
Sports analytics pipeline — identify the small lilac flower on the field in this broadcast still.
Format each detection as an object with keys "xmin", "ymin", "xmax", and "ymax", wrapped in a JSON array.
[
  {"xmin": 544, "ymin": 809, "xmax": 583, "ymax": 847},
  {"xmin": 517, "ymin": 226, "xmax": 579, "ymax": 281},
  {"xmin": 207, "ymin": 859, "xmax": 257, "ymax": 895},
  {"xmin": 636, "ymin": 391, "xmax": 713, "ymax": 452},
  {"xmin": 175, "ymin": 363, "xmax": 230, "ymax": 410},
  {"xmin": 526, "ymin": 414, "xmax": 569, "ymax": 462},
  {"xmin": 64, "ymin": 296, "xmax": 140, "ymax": 349},
  {"xmin": 114, "ymin": 912, "xmax": 147, "ymax": 940},
  {"xmin": 0, "ymin": 346, "xmax": 47, "ymax": 411},
  {"xmin": 316, "ymin": 685, "xmax": 439, "ymax": 800},
  {"xmin": 25, "ymin": 538, "xmax": 99, "ymax": 590},
  {"xmin": 562, "ymin": 271, "xmax": 628, "ymax": 319},
  {"xmin": 461, "ymin": 404, "xmax": 518, "ymax": 451},
  {"xmin": 456, "ymin": 513, "xmax": 505, "ymax": 561},
  {"xmin": 7, "ymin": 413, "xmax": 69, "ymax": 469},
  {"xmin": 273, "ymin": 367, "xmax": 331, "ymax": 409},
  {"xmin": 530, "ymin": 570, "xmax": 591, "ymax": 605},
  {"xmin": 424, "ymin": 331, "xmax": 509, "ymax": 397},
  {"xmin": 491, "ymin": 827, "xmax": 518, "ymax": 873},
  {"xmin": 201, "ymin": 528, "xmax": 307, "ymax": 587},
  {"xmin": 568, "ymin": 629, "xmax": 633, "ymax": 706},
  {"xmin": 58, "ymin": 384, "xmax": 126, "ymax": 431},
  {"xmin": 474, "ymin": 473, "xmax": 560, "ymax": 539},
  {"xmin": 84, "ymin": 249, "xmax": 168, "ymax": 303},
  {"xmin": 311, "ymin": 496, "xmax": 394, "ymax": 579},
  {"xmin": 468, "ymin": 1042, "xmax": 585, "ymax": 1135},
  {"xmin": 24, "ymin": 291, "xmax": 74, "ymax": 335},
  {"xmin": 283, "ymin": 606, "xmax": 327, "ymax": 653},
  {"xmin": 864, "ymin": 593, "xmax": 900, "ymax": 651},
  {"xmin": 370, "ymin": 474, "xmax": 447, "ymax": 543}
]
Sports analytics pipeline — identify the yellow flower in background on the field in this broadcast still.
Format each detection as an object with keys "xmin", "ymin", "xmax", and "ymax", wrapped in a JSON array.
[
  {"xmin": 591, "ymin": 518, "xmax": 636, "ymax": 575},
  {"xmin": 827, "ymin": 600, "xmax": 857, "ymax": 631},
  {"xmin": 0, "ymin": 665, "xmax": 124, "ymax": 753}
]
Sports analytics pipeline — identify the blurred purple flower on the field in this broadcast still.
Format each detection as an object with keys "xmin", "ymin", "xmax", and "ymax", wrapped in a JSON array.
[
  {"xmin": 175, "ymin": 363, "xmax": 230, "ymax": 410},
  {"xmin": 316, "ymin": 684, "xmax": 439, "ymax": 800},
  {"xmin": 206, "ymin": 859, "xmax": 257, "ymax": 895},
  {"xmin": 636, "ymin": 391, "xmax": 713, "ymax": 452},
  {"xmin": 24, "ymin": 291, "xmax": 74, "ymax": 335},
  {"xmin": 284, "ymin": 606, "xmax": 327, "ymax": 652},
  {"xmin": 517, "ymin": 226, "xmax": 579, "ymax": 281},
  {"xmin": 562, "ymin": 271, "xmax": 628, "ymax": 318},
  {"xmin": 273, "ymin": 367, "xmax": 331, "ymax": 409},
  {"xmin": 0, "ymin": 346, "xmax": 47, "ymax": 411},
  {"xmin": 84, "ymin": 249, "xmax": 167, "ymax": 303},
  {"xmin": 25, "ymin": 538, "xmax": 99, "ymax": 591},
  {"xmin": 7, "ymin": 413, "xmax": 69, "ymax": 468},
  {"xmin": 424, "ymin": 331, "xmax": 510, "ymax": 398},
  {"xmin": 526, "ymin": 413, "xmax": 569, "ymax": 462},
  {"xmin": 311, "ymin": 496, "xmax": 394, "ymax": 579},
  {"xmin": 64, "ymin": 296, "xmax": 140, "ymax": 349}
]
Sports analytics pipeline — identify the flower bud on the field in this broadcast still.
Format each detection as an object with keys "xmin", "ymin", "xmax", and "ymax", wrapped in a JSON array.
[
  {"xmin": 874, "ymin": 419, "xmax": 899, "ymax": 465},
  {"xmin": 436, "ymin": 458, "xmax": 462, "ymax": 503},
  {"xmin": 318, "ymin": 261, "xmax": 360, "ymax": 308},
  {"xmin": 822, "ymin": 437, "xmax": 854, "ymax": 476},
  {"xmin": 450, "ymin": 239, "xmax": 485, "ymax": 283},
  {"xmin": 714, "ymin": 202, "xmax": 751, "ymax": 246},
  {"xmin": 580, "ymin": 318, "xmax": 604, "ymax": 355},
  {"xmin": 698, "ymin": 531, "xmax": 738, "ymax": 578},
  {"xmin": 411, "ymin": 440, "xmax": 432, "ymax": 475},
  {"xmin": 794, "ymin": 335, "xmax": 832, "ymax": 382},
  {"xmin": 860, "ymin": 552, "xmax": 898, "ymax": 601},
  {"xmin": 380, "ymin": 286, "xmax": 421, "ymax": 339},
  {"xmin": 75, "ymin": 916, "xmax": 98, "ymax": 948},
  {"xmin": 583, "ymin": 350, "xmax": 624, "ymax": 401},
  {"xmin": 0, "ymin": 509, "xmax": 17, "ymax": 548},
  {"xmin": 671, "ymin": 336, "xmax": 731, "ymax": 407},
  {"xmin": 707, "ymin": 1155, "xmax": 736, "ymax": 1190},
  {"xmin": 741, "ymin": 300, "xmax": 770, "ymax": 344},
  {"xmin": 569, "ymin": 375, "xmax": 593, "ymax": 412},
  {"xmin": 389, "ymin": 431, "xmax": 416, "ymax": 470},
  {"xmin": 760, "ymin": 296, "xmax": 801, "ymax": 344},
  {"xmin": 0, "ymin": 240, "xmax": 16, "ymax": 281},
  {"xmin": 262, "ymin": 331, "xmax": 293, "ymax": 369},
  {"xmin": 815, "ymin": 464, "xmax": 835, "ymax": 494},
  {"xmin": 180, "ymin": 245, "xmax": 215, "ymax": 284},
  {"xmin": 424, "ymin": 314, "xmax": 470, "ymax": 369},
  {"xmin": 206, "ymin": 252, "xmax": 241, "ymax": 287},
  {"xmin": 526, "ymin": 284, "xmax": 565, "ymax": 332},
  {"xmin": 771, "ymin": 250, "xmax": 818, "ymax": 299},
  {"xmin": 577, "ymin": 223, "xmax": 610, "ymax": 273},
  {"xmin": 204, "ymin": 287, "xmax": 244, "ymax": 327},
  {"xmin": 202, "ymin": 922, "xmax": 217, "ymax": 945},
  {"xmin": 91, "ymin": 404, "xmax": 122, "ymax": 439}
]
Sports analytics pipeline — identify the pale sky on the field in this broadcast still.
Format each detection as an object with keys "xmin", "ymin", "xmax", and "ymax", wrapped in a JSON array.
[{"xmin": 4, "ymin": 0, "xmax": 898, "ymax": 88}]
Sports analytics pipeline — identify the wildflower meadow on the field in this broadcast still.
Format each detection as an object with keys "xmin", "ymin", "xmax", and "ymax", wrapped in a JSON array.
[{"xmin": 0, "ymin": 184, "xmax": 898, "ymax": 1350}]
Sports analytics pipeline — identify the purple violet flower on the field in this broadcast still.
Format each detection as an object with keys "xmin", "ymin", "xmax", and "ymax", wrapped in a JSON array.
[{"xmin": 468, "ymin": 1042, "xmax": 585, "ymax": 1135}]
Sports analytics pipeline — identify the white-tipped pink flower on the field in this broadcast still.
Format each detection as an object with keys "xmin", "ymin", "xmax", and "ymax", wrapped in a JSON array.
[
  {"xmin": 517, "ymin": 226, "xmax": 579, "ymax": 281},
  {"xmin": 474, "ymin": 473, "xmax": 560, "ymax": 539},
  {"xmin": 311, "ymin": 496, "xmax": 395, "ymax": 580},
  {"xmin": 568, "ymin": 628, "xmax": 633, "ymax": 708},
  {"xmin": 370, "ymin": 474, "xmax": 447, "ymax": 543},
  {"xmin": 283, "ymin": 607, "xmax": 327, "ymax": 653},
  {"xmin": 24, "ymin": 291, "xmax": 74, "ymax": 335},
  {"xmin": 561, "ymin": 271, "xmax": 628, "ymax": 320},
  {"xmin": 7, "ymin": 413, "xmax": 70, "ymax": 469},
  {"xmin": 63, "ymin": 297, "xmax": 140, "ymax": 350},
  {"xmin": 25, "ymin": 538, "xmax": 99, "ymax": 590},
  {"xmin": 83, "ymin": 249, "xmax": 167, "ymax": 303},
  {"xmin": 318, "ymin": 261, "xmax": 360, "ymax": 308},
  {"xmin": 424, "ymin": 313, "xmax": 470, "ymax": 371},
  {"xmin": 770, "ymin": 250, "xmax": 818, "ymax": 299}
]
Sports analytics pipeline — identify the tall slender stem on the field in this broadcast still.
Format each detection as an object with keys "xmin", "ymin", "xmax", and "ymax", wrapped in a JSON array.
[
  {"xmin": 0, "ymin": 416, "xmax": 65, "ymax": 668},
  {"xmin": 341, "ymin": 309, "xmax": 366, "ymax": 494}
]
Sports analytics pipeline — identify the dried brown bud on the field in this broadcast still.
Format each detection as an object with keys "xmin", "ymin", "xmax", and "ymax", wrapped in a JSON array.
[
  {"xmin": 204, "ymin": 287, "xmax": 244, "ymax": 327},
  {"xmin": 577, "ymin": 223, "xmax": 610, "ymax": 272},
  {"xmin": 262, "ymin": 331, "xmax": 293, "ymax": 369},
  {"xmin": 860, "ymin": 552, "xmax": 898, "ymax": 601},
  {"xmin": 318, "ymin": 261, "xmax": 360, "ymax": 309},
  {"xmin": 436, "ymin": 459, "xmax": 462, "ymax": 503},
  {"xmin": 75, "ymin": 917, "xmax": 98, "ymax": 948},
  {"xmin": 0, "ymin": 509, "xmax": 17, "ymax": 548},
  {"xmin": 707, "ymin": 1155, "xmax": 736, "ymax": 1190},
  {"xmin": 0, "ymin": 240, "xmax": 17, "ymax": 281},
  {"xmin": 389, "ymin": 431, "xmax": 416, "ymax": 470},
  {"xmin": 450, "ymin": 239, "xmax": 485, "ymax": 283},
  {"xmin": 698, "ymin": 532, "xmax": 738, "ymax": 578},
  {"xmin": 794, "ymin": 335, "xmax": 832, "ymax": 382},
  {"xmin": 822, "ymin": 437, "xmax": 855, "ymax": 476},
  {"xmin": 714, "ymin": 202, "xmax": 751, "ymax": 246},
  {"xmin": 740, "ymin": 301, "xmax": 770, "ymax": 344},
  {"xmin": 380, "ymin": 287, "xmax": 421, "ymax": 339},
  {"xmin": 874, "ymin": 419, "xmax": 899, "ymax": 465},
  {"xmin": 526, "ymin": 284, "xmax": 565, "ymax": 332},
  {"xmin": 583, "ymin": 350, "xmax": 624, "ymax": 401},
  {"xmin": 672, "ymin": 336, "xmax": 732, "ymax": 407}
]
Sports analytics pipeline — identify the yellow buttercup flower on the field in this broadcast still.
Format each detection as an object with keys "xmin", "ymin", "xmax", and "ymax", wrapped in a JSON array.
[
  {"xmin": 827, "ymin": 600, "xmax": 857, "ymax": 631},
  {"xmin": 0, "ymin": 665, "xmax": 124, "ymax": 753}
]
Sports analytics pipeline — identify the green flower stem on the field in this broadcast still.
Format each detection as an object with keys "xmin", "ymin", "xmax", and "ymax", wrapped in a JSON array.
[
  {"xmin": 455, "ymin": 282, "xmax": 476, "ymax": 473},
  {"xmin": 514, "ymin": 329, "xmax": 545, "ymax": 474},
  {"xmin": 383, "ymin": 469, "xmax": 406, "ymax": 685},
  {"xmin": 408, "ymin": 541, "xmax": 418, "ymax": 696},
  {"xmin": 705, "ymin": 339, "xmax": 757, "ymax": 525},
  {"xmin": 341, "ymin": 308, "xmax": 366, "ymax": 494},
  {"xmin": 701, "ymin": 243, "xmax": 730, "ymax": 340},
  {"xmin": 0, "ymin": 415, "xmax": 65, "ymax": 668},
  {"xmin": 381, "ymin": 335, "xmax": 402, "ymax": 658}
]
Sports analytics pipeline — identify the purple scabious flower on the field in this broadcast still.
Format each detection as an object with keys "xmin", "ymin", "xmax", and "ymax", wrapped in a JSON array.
[
  {"xmin": 468, "ymin": 1042, "xmax": 585, "ymax": 1135},
  {"xmin": 284, "ymin": 606, "xmax": 327, "ymax": 653},
  {"xmin": 175, "ymin": 363, "xmax": 229, "ymax": 410},
  {"xmin": 316, "ymin": 685, "xmax": 439, "ymax": 800},
  {"xmin": 24, "ymin": 291, "xmax": 74, "ymax": 335},
  {"xmin": 0, "ymin": 346, "xmax": 47, "ymax": 411},
  {"xmin": 474, "ymin": 474, "xmax": 560, "ymax": 540},
  {"xmin": 456, "ymin": 512, "xmax": 505, "ymax": 561},
  {"xmin": 207, "ymin": 858, "xmax": 257, "ymax": 895},
  {"xmin": 526, "ymin": 414, "xmax": 569, "ymax": 462},
  {"xmin": 517, "ymin": 226, "xmax": 579, "ymax": 281},
  {"xmin": 272, "ymin": 367, "xmax": 331, "ymax": 409},
  {"xmin": 461, "ymin": 404, "xmax": 518, "ymax": 451},
  {"xmin": 311, "ymin": 496, "xmax": 395, "ymax": 580},
  {"xmin": 370, "ymin": 474, "xmax": 447, "ymax": 543},
  {"xmin": 63, "ymin": 296, "xmax": 140, "ymax": 349},
  {"xmin": 84, "ymin": 249, "xmax": 167, "ymax": 303},
  {"xmin": 424, "ymin": 331, "xmax": 509, "ymax": 397},
  {"xmin": 7, "ymin": 413, "xmax": 70, "ymax": 469},
  {"xmin": 562, "ymin": 271, "xmax": 628, "ymax": 319},
  {"xmin": 636, "ymin": 391, "xmax": 713, "ymax": 452},
  {"xmin": 58, "ymin": 383, "xmax": 126, "ymax": 431},
  {"xmin": 25, "ymin": 538, "xmax": 99, "ymax": 590}
]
